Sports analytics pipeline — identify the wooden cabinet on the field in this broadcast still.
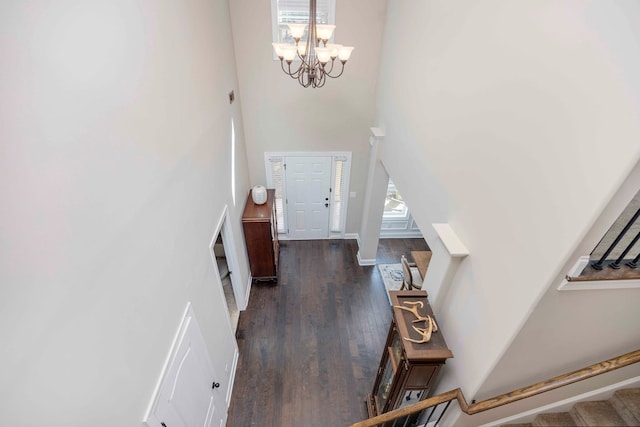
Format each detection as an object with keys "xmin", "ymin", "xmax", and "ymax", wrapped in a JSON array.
[
  {"xmin": 366, "ymin": 291, "xmax": 453, "ymax": 421},
  {"xmin": 242, "ymin": 189, "xmax": 279, "ymax": 281}
]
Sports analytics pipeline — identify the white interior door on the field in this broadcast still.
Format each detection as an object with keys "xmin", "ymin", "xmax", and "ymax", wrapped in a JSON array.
[
  {"xmin": 285, "ymin": 156, "xmax": 331, "ymax": 239},
  {"xmin": 145, "ymin": 306, "xmax": 227, "ymax": 427}
]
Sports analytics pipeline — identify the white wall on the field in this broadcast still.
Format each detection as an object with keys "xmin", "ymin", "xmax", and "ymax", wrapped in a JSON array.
[
  {"xmin": 0, "ymin": 0, "xmax": 251, "ymax": 425},
  {"xmin": 464, "ymin": 157, "xmax": 640, "ymax": 426},
  {"xmin": 374, "ymin": 1, "xmax": 640, "ymax": 423},
  {"xmin": 228, "ymin": 0, "xmax": 387, "ymax": 234}
]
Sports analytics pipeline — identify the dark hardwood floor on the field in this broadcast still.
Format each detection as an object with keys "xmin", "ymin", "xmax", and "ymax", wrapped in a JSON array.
[{"xmin": 226, "ymin": 238, "xmax": 430, "ymax": 427}]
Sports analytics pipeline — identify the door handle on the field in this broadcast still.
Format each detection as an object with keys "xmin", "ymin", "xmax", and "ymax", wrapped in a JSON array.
[
  {"xmin": 212, "ymin": 381, "xmax": 220, "ymax": 389},
  {"xmin": 325, "ymin": 203, "xmax": 329, "ymax": 208}
]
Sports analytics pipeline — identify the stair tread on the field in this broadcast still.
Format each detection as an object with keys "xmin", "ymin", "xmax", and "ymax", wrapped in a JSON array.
[
  {"xmin": 611, "ymin": 388, "xmax": 640, "ymax": 425},
  {"xmin": 533, "ymin": 412, "xmax": 576, "ymax": 426},
  {"xmin": 570, "ymin": 400, "xmax": 628, "ymax": 426}
]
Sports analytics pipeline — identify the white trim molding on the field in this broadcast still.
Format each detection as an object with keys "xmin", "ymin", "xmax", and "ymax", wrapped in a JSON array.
[
  {"xmin": 558, "ymin": 256, "xmax": 640, "ymax": 291},
  {"xmin": 369, "ymin": 127, "xmax": 384, "ymax": 146},
  {"xmin": 433, "ymin": 223, "xmax": 469, "ymax": 258},
  {"xmin": 559, "ymin": 279, "xmax": 640, "ymax": 291},
  {"xmin": 357, "ymin": 251, "xmax": 377, "ymax": 266}
]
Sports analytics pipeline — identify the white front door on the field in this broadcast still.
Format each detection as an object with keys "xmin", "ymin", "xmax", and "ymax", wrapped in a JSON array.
[
  {"xmin": 147, "ymin": 307, "xmax": 227, "ymax": 427},
  {"xmin": 285, "ymin": 156, "xmax": 332, "ymax": 239}
]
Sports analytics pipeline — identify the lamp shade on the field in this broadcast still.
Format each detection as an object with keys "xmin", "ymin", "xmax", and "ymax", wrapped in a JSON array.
[
  {"xmin": 251, "ymin": 185, "xmax": 267, "ymax": 205},
  {"xmin": 297, "ymin": 43, "xmax": 308, "ymax": 57},
  {"xmin": 281, "ymin": 45, "xmax": 298, "ymax": 62},
  {"xmin": 272, "ymin": 43, "xmax": 286, "ymax": 58},
  {"xmin": 325, "ymin": 43, "xmax": 342, "ymax": 59},
  {"xmin": 287, "ymin": 23, "xmax": 307, "ymax": 40},
  {"xmin": 338, "ymin": 46, "xmax": 354, "ymax": 61},
  {"xmin": 315, "ymin": 24, "xmax": 335, "ymax": 41},
  {"xmin": 314, "ymin": 47, "xmax": 332, "ymax": 64}
]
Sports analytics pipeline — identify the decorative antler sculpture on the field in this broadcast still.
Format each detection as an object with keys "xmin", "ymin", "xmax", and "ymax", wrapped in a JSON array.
[
  {"xmin": 406, "ymin": 316, "xmax": 437, "ymax": 343},
  {"xmin": 393, "ymin": 301, "xmax": 430, "ymax": 323},
  {"xmin": 393, "ymin": 300, "xmax": 439, "ymax": 344}
]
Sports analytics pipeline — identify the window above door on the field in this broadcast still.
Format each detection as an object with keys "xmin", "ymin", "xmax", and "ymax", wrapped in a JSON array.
[{"xmin": 271, "ymin": 0, "xmax": 336, "ymax": 46}]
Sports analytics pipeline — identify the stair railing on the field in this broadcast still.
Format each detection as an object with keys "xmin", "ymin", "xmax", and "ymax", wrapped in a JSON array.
[
  {"xmin": 591, "ymin": 207, "xmax": 640, "ymax": 270},
  {"xmin": 349, "ymin": 348, "xmax": 640, "ymax": 427}
]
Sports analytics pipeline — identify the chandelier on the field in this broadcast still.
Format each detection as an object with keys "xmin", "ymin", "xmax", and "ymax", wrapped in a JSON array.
[{"xmin": 271, "ymin": 0, "xmax": 354, "ymax": 88}]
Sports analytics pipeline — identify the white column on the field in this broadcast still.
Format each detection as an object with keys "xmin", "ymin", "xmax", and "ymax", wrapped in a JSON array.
[{"xmin": 357, "ymin": 128, "xmax": 388, "ymax": 265}]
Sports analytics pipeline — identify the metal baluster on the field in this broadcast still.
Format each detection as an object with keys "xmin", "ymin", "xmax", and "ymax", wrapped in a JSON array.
[
  {"xmin": 423, "ymin": 403, "xmax": 437, "ymax": 425},
  {"xmin": 626, "ymin": 250, "xmax": 640, "ymax": 268},
  {"xmin": 434, "ymin": 400, "xmax": 452, "ymax": 426},
  {"xmin": 609, "ymin": 231, "xmax": 640, "ymax": 269},
  {"xmin": 591, "ymin": 208, "xmax": 640, "ymax": 270}
]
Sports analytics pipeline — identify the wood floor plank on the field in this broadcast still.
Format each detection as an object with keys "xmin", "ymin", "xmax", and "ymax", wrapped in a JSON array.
[{"xmin": 227, "ymin": 238, "xmax": 430, "ymax": 427}]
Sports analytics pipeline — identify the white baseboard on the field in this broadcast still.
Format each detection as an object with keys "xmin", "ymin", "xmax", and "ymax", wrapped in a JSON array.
[
  {"xmin": 379, "ymin": 232, "xmax": 424, "ymax": 239},
  {"xmin": 357, "ymin": 251, "xmax": 377, "ymax": 266},
  {"xmin": 278, "ymin": 233, "xmax": 359, "ymax": 241}
]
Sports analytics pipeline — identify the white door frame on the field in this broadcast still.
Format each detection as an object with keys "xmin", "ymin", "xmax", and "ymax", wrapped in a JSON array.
[
  {"xmin": 264, "ymin": 151, "xmax": 352, "ymax": 240},
  {"xmin": 208, "ymin": 205, "xmax": 241, "ymax": 408},
  {"xmin": 209, "ymin": 205, "xmax": 247, "ymax": 311}
]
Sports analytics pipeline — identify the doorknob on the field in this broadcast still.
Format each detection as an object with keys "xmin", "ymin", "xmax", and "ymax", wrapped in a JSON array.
[{"xmin": 325, "ymin": 203, "xmax": 329, "ymax": 208}]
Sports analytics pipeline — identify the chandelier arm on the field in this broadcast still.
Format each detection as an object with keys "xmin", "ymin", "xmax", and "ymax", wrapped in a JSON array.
[
  {"xmin": 299, "ymin": 68, "xmax": 312, "ymax": 88},
  {"xmin": 317, "ymin": 70, "xmax": 326, "ymax": 88},
  {"xmin": 326, "ymin": 59, "xmax": 336, "ymax": 74},
  {"xmin": 281, "ymin": 60, "xmax": 293, "ymax": 77},
  {"xmin": 287, "ymin": 57, "xmax": 307, "ymax": 79},
  {"xmin": 325, "ymin": 61, "xmax": 346, "ymax": 79},
  {"xmin": 299, "ymin": 62, "xmax": 308, "ymax": 86},
  {"xmin": 304, "ymin": 62, "xmax": 314, "ymax": 82}
]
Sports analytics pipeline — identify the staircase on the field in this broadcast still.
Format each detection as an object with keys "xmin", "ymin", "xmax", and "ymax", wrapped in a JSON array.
[{"xmin": 504, "ymin": 388, "xmax": 640, "ymax": 427}]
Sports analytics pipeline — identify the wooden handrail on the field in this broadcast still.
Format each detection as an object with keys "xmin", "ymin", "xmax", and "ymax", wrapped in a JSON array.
[{"xmin": 349, "ymin": 348, "xmax": 640, "ymax": 427}]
